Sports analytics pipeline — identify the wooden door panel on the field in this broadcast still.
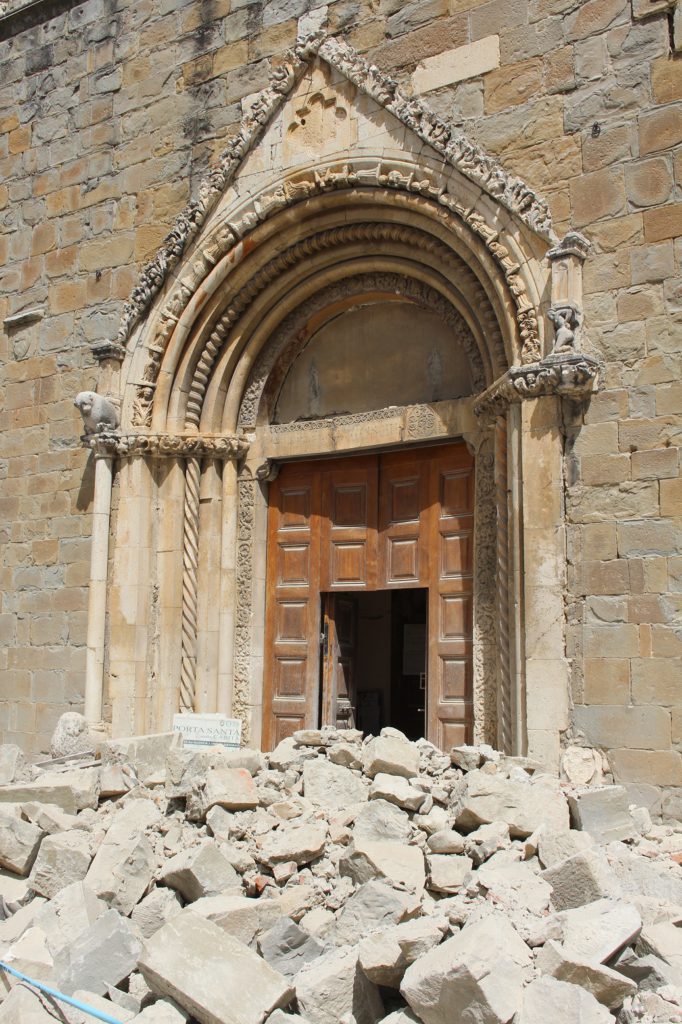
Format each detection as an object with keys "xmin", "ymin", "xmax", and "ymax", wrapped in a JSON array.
[
  {"xmin": 379, "ymin": 451, "xmax": 429, "ymax": 588},
  {"xmin": 427, "ymin": 446, "xmax": 475, "ymax": 749},
  {"xmin": 263, "ymin": 472, "xmax": 321, "ymax": 749},
  {"xmin": 321, "ymin": 459, "xmax": 378, "ymax": 591}
]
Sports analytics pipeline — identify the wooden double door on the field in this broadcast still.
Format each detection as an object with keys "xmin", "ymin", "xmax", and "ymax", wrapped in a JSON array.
[{"xmin": 262, "ymin": 442, "xmax": 474, "ymax": 751}]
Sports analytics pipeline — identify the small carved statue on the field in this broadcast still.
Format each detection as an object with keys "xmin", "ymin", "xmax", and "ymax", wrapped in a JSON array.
[
  {"xmin": 548, "ymin": 303, "xmax": 581, "ymax": 353},
  {"xmin": 74, "ymin": 391, "xmax": 120, "ymax": 435}
]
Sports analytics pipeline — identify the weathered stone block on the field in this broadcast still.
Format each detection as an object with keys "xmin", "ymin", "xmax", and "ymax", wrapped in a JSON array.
[
  {"xmin": 296, "ymin": 944, "xmax": 384, "ymax": 1024},
  {"xmin": 159, "ymin": 839, "xmax": 240, "ymax": 901},
  {"xmin": 0, "ymin": 812, "xmax": 43, "ymax": 875},
  {"xmin": 86, "ymin": 799, "xmax": 159, "ymax": 914},
  {"xmin": 567, "ymin": 786, "xmax": 636, "ymax": 843},
  {"xmin": 139, "ymin": 909, "xmax": 295, "ymax": 1024},
  {"xmin": 54, "ymin": 907, "xmax": 143, "ymax": 996},
  {"xmin": 29, "ymin": 829, "xmax": 92, "ymax": 900}
]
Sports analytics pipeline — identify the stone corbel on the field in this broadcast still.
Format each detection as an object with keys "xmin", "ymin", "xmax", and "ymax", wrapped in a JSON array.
[
  {"xmin": 255, "ymin": 459, "xmax": 279, "ymax": 482},
  {"xmin": 473, "ymin": 355, "xmax": 599, "ymax": 421}
]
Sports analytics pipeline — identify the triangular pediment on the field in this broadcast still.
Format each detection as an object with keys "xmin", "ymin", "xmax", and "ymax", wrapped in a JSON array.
[{"xmin": 114, "ymin": 31, "xmax": 556, "ymax": 351}]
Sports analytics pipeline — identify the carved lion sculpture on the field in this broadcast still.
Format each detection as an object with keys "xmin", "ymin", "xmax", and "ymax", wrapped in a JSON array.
[
  {"xmin": 74, "ymin": 391, "xmax": 120, "ymax": 434},
  {"xmin": 50, "ymin": 711, "xmax": 94, "ymax": 759}
]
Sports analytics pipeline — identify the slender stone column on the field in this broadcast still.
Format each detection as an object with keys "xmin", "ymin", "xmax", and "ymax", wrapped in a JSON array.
[{"xmin": 84, "ymin": 449, "xmax": 114, "ymax": 726}]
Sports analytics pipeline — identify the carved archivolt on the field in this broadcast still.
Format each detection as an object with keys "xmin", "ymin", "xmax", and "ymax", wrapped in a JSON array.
[
  {"xmin": 239, "ymin": 272, "xmax": 486, "ymax": 430},
  {"xmin": 131, "ymin": 174, "xmax": 542, "ymax": 428},
  {"xmin": 114, "ymin": 31, "xmax": 555, "ymax": 353}
]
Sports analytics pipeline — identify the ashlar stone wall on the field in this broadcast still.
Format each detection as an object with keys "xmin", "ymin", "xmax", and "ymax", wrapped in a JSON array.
[{"xmin": 0, "ymin": 0, "xmax": 680, "ymax": 799}]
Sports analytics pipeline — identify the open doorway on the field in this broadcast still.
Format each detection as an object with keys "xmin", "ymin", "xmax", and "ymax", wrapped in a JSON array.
[{"xmin": 320, "ymin": 589, "xmax": 428, "ymax": 741}]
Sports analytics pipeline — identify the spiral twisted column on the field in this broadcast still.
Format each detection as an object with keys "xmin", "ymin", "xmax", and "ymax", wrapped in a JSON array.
[
  {"xmin": 179, "ymin": 455, "xmax": 201, "ymax": 711},
  {"xmin": 495, "ymin": 416, "xmax": 512, "ymax": 754}
]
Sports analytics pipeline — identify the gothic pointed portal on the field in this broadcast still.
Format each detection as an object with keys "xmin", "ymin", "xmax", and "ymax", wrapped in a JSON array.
[{"xmin": 88, "ymin": 30, "xmax": 598, "ymax": 769}]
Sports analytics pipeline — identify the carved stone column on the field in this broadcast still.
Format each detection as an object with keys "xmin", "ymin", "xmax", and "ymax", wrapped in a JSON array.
[
  {"xmin": 472, "ymin": 432, "xmax": 498, "ymax": 746},
  {"xmin": 84, "ymin": 444, "xmax": 114, "ymax": 730}
]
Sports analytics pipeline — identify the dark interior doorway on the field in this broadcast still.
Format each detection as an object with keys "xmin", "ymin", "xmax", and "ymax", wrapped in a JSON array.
[{"xmin": 320, "ymin": 588, "xmax": 428, "ymax": 741}]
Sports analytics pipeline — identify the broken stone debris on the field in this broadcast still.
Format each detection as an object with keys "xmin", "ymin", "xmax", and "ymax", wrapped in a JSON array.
[{"xmin": 0, "ymin": 721, "xmax": 680, "ymax": 1023}]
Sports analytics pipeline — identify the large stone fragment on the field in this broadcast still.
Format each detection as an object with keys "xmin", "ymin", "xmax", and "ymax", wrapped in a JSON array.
[
  {"xmin": 559, "ymin": 898, "xmax": 643, "ymax": 963},
  {"xmin": 256, "ymin": 822, "xmax": 327, "ymax": 867},
  {"xmin": 340, "ymin": 839, "xmax": 425, "ymax": 895},
  {"xmin": 131, "ymin": 887, "xmax": 184, "ymax": 940},
  {"xmin": 358, "ymin": 916, "xmax": 447, "ymax": 987},
  {"xmin": 190, "ymin": 893, "xmax": 285, "ymax": 945},
  {"xmin": 454, "ymin": 770, "xmax": 569, "ymax": 837},
  {"xmin": 257, "ymin": 916, "xmax": 325, "ymax": 978},
  {"xmin": 296, "ymin": 945, "xmax": 384, "ymax": 1024},
  {"xmin": 638, "ymin": 920, "xmax": 682, "ymax": 972},
  {"xmin": 332, "ymin": 881, "xmax": 419, "ymax": 946},
  {"xmin": 1, "ymin": 926, "xmax": 54, "ymax": 987},
  {"xmin": 139, "ymin": 909, "xmax": 295, "ymax": 1024},
  {"xmin": 426, "ymin": 854, "xmax": 472, "ymax": 894},
  {"xmin": 353, "ymin": 800, "xmax": 411, "ymax": 843},
  {"xmin": 516, "ymin": 976, "xmax": 612, "ymax": 1024},
  {"xmin": 401, "ymin": 912, "xmax": 531, "ymax": 1024},
  {"xmin": 0, "ymin": 983, "xmax": 70, "ymax": 1022},
  {"xmin": 86, "ymin": 799, "xmax": 159, "ymax": 914},
  {"xmin": 608, "ymin": 844, "xmax": 682, "ymax": 905},
  {"xmin": 568, "ymin": 786, "xmax": 636, "ymax": 844},
  {"xmin": 0, "ymin": 746, "xmax": 28, "ymax": 786},
  {"xmin": 130, "ymin": 1001, "xmax": 188, "ymax": 1023},
  {"xmin": 541, "ymin": 850, "xmax": 622, "ymax": 911},
  {"xmin": 29, "ymin": 829, "xmax": 92, "ymax": 899},
  {"xmin": 537, "ymin": 828, "xmax": 595, "ymax": 868},
  {"xmin": 34, "ymin": 881, "xmax": 108, "ymax": 958},
  {"xmin": 0, "ymin": 782, "xmax": 82, "ymax": 815},
  {"xmin": 476, "ymin": 853, "xmax": 553, "ymax": 915},
  {"xmin": 101, "ymin": 732, "xmax": 182, "ymax": 784},
  {"xmin": 302, "ymin": 759, "xmax": 368, "ymax": 811},
  {"xmin": 537, "ymin": 939, "xmax": 637, "ymax": 1008},
  {"xmin": 203, "ymin": 767, "xmax": 259, "ymax": 813},
  {"xmin": 63, "ymin": 990, "xmax": 137, "ymax": 1024},
  {"xmin": 427, "ymin": 830, "xmax": 465, "ymax": 854},
  {"xmin": 159, "ymin": 839, "xmax": 240, "ymax": 901},
  {"xmin": 0, "ymin": 812, "xmax": 43, "ymax": 875},
  {"xmin": 166, "ymin": 748, "xmax": 263, "ymax": 820},
  {"xmin": 362, "ymin": 735, "xmax": 420, "ymax": 780},
  {"xmin": 54, "ymin": 907, "xmax": 143, "ymax": 996},
  {"xmin": 369, "ymin": 774, "xmax": 424, "ymax": 811},
  {"xmin": 21, "ymin": 801, "xmax": 80, "ymax": 835},
  {"xmin": 38, "ymin": 768, "xmax": 101, "ymax": 811}
]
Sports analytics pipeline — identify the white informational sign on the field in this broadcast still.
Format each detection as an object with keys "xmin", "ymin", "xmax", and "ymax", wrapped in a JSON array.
[{"xmin": 173, "ymin": 713, "xmax": 242, "ymax": 750}]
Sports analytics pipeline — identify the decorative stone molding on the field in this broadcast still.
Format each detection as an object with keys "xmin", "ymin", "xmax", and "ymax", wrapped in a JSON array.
[
  {"xmin": 234, "ymin": 467, "xmax": 257, "ymax": 743},
  {"xmin": 473, "ymin": 354, "xmax": 599, "ymax": 421},
  {"xmin": 114, "ymin": 31, "xmax": 556, "ymax": 353},
  {"xmin": 81, "ymin": 431, "xmax": 249, "ymax": 460},
  {"xmin": 472, "ymin": 435, "xmax": 498, "ymax": 746}
]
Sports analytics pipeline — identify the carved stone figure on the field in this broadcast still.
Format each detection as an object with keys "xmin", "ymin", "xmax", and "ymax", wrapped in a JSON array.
[
  {"xmin": 548, "ymin": 303, "xmax": 581, "ymax": 353},
  {"xmin": 74, "ymin": 391, "xmax": 120, "ymax": 435}
]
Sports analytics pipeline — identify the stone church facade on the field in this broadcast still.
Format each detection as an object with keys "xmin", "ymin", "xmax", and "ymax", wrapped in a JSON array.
[{"xmin": 1, "ymin": 0, "xmax": 681, "ymax": 814}]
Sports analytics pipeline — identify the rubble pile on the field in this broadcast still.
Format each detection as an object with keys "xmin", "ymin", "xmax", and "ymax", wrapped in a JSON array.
[{"xmin": 0, "ymin": 721, "xmax": 681, "ymax": 1024}]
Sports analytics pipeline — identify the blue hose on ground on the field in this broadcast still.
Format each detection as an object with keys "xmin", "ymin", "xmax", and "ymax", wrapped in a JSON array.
[{"xmin": 0, "ymin": 960, "xmax": 125, "ymax": 1024}]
